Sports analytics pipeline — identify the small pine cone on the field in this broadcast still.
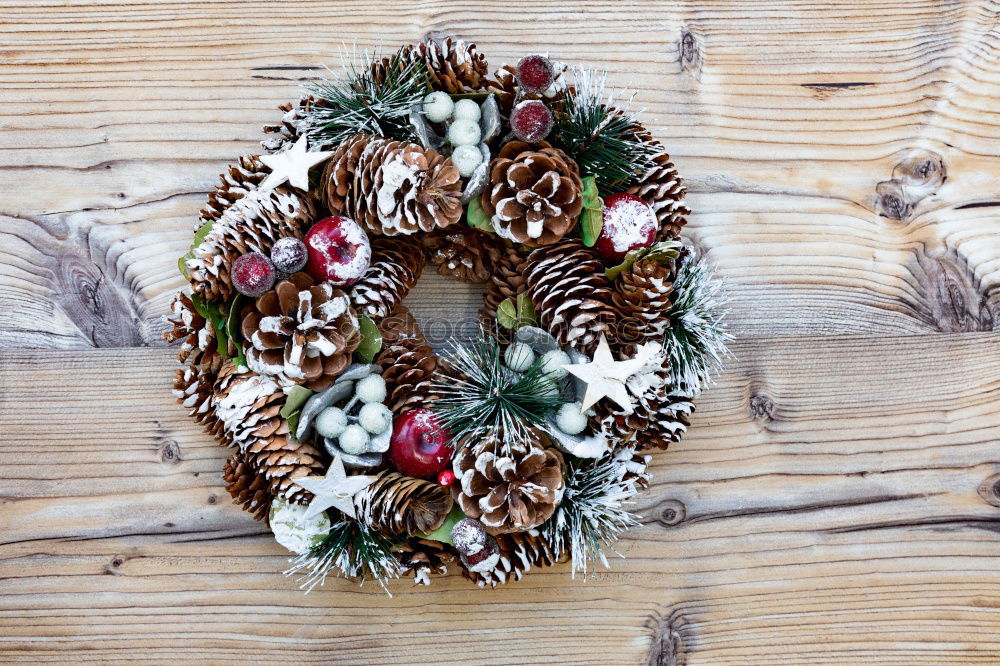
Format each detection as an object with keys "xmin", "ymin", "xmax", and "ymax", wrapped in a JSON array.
[
  {"xmin": 200, "ymin": 155, "xmax": 269, "ymax": 226},
  {"xmin": 479, "ymin": 239, "xmax": 532, "ymax": 341},
  {"xmin": 626, "ymin": 146, "xmax": 689, "ymax": 241},
  {"xmin": 422, "ymin": 228, "xmax": 500, "ymax": 283},
  {"xmin": 242, "ymin": 272, "xmax": 360, "ymax": 392},
  {"xmin": 261, "ymin": 96, "xmax": 322, "ymax": 153},
  {"xmin": 412, "ymin": 37, "xmax": 489, "ymax": 93},
  {"xmin": 350, "ymin": 236, "xmax": 426, "ymax": 321},
  {"xmin": 163, "ymin": 292, "xmax": 224, "ymax": 371},
  {"xmin": 481, "ymin": 141, "xmax": 583, "ymax": 247},
  {"xmin": 321, "ymin": 133, "xmax": 374, "ymax": 217},
  {"xmin": 172, "ymin": 365, "xmax": 225, "ymax": 443},
  {"xmin": 484, "ymin": 65, "xmax": 518, "ymax": 116},
  {"xmin": 452, "ymin": 442, "xmax": 565, "ymax": 534},
  {"xmin": 611, "ymin": 257, "xmax": 675, "ymax": 346},
  {"xmin": 634, "ymin": 391, "xmax": 696, "ymax": 451},
  {"xmin": 356, "ymin": 471, "xmax": 454, "ymax": 537},
  {"xmin": 186, "ymin": 181, "xmax": 317, "ymax": 303},
  {"xmin": 222, "ymin": 449, "xmax": 273, "ymax": 521},
  {"xmin": 524, "ymin": 239, "xmax": 617, "ymax": 355},
  {"xmin": 394, "ymin": 538, "xmax": 455, "ymax": 585},
  {"xmin": 376, "ymin": 308, "xmax": 441, "ymax": 413},
  {"xmin": 462, "ymin": 530, "xmax": 558, "ymax": 587}
]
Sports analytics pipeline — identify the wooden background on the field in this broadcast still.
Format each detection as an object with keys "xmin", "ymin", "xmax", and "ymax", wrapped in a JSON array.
[{"xmin": 2, "ymin": 1, "xmax": 999, "ymax": 664}]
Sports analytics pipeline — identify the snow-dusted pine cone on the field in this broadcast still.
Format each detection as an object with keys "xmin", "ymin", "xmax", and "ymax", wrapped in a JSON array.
[
  {"xmin": 172, "ymin": 365, "xmax": 225, "ymax": 443},
  {"xmin": 394, "ymin": 538, "xmax": 455, "ymax": 585},
  {"xmin": 241, "ymin": 272, "xmax": 359, "ymax": 392},
  {"xmin": 222, "ymin": 449, "xmax": 273, "ymax": 522},
  {"xmin": 626, "ymin": 146, "xmax": 689, "ymax": 241},
  {"xmin": 376, "ymin": 306, "xmax": 441, "ymax": 413},
  {"xmin": 422, "ymin": 228, "xmax": 501, "ymax": 283},
  {"xmin": 321, "ymin": 133, "xmax": 372, "ymax": 217},
  {"xmin": 524, "ymin": 239, "xmax": 617, "ymax": 354},
  {"xmin": 481, "ymin": 141, "xmax": 583, "ymax": 247},
  {"xmin": 200, "ymin": 154, "xmax": 270, "ymax": 225},
  {"xmin": 163, "ymin": 292, "xmax": 226, "ymax": 371},
  {"xmin": 611, "ymin": 256, "xmax": 675, "ymax": 345},
  {"xmin": 355, "ymin": 471, "xmax": 454, "ymax": 537},
  {"xmin": 462, "ymin": 530, "xmax": 558, "ymax": 587},
  {"xmin": 350, "ymin": 236, "xmax": 426, "ymax": 321},
  {"xmin": 452, "ymin": 442, "xmax": 565, "ymax": 534},
  {"xmin": 479, "ymin": 238, "xmax": 532, "ymax": 340},
  {"xmin": 412, "ymin": 37, "xmax": 490, "ymax": 93}
]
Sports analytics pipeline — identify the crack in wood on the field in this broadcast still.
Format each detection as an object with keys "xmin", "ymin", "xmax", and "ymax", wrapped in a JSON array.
[{"xmin": 646, "ymin": 610, "xmax": 686, "ymax": 666}]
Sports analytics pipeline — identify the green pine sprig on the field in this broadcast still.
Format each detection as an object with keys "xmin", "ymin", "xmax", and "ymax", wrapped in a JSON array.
[
  {"xmin": 284, "ymin": 519, "xmax": 402, "ymax": 594},
  {"xmin": 302, "ymin": 46, "xmax": 427, "ymax": 148},
  {"xmin": 431, "ymin": 332, "xmax": 564, "ymax": 455},
  {"xmin": 552, "ymin": 67, "xmax": 663, "ymax": 192}
]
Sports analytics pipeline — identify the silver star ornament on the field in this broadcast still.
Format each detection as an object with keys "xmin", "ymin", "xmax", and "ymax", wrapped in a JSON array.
[
  {"xmin": 563, "ymin": 334, "xmax": 646, "ymax": 413},
  {"xmin": 296, "ymin": 454, "xmax": 376, "ymax": 520},
  {"xmin": 259, "ymin": 136, "xmax": 333, "ymax": 192}
]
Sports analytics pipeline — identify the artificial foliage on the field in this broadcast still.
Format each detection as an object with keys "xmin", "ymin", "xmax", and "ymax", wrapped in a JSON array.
[{"xmin": 164, "ymin": 36, "xmax": 729, "ymax": 592}]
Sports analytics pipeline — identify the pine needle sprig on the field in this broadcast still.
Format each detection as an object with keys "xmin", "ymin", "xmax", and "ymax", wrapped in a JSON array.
[
  {"xmin": 663, "ymin": 250, "xmax": 731, "ymax": 395},
  {"xmin": 540, "ymin": 449, "xmax": 646, "ymax": 579},
  {"xmin": 431, "ymin": 333, "xmax": 564, "ymax": 455},
  {"xmin": 285, "ymin": 519, "xmax": 402, "ymax": 594},
  {"xmin": 303, "ymin": 46, "xmax": 427, "ymax": 148},
  {"xmin": 552, "ymin": 67, "xmax": 663, "ymax": 191}
]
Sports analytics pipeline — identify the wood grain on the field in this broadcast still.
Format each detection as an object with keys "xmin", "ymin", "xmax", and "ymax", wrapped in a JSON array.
[{"xmin": 1, "ymin": 0, "xmax": 1000, "ymax": 663}]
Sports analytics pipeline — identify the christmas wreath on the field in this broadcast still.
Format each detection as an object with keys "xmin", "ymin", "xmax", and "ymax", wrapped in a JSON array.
[{"xmin": 165, "ymin": 38, "xmax": 729, "ymax": 591}]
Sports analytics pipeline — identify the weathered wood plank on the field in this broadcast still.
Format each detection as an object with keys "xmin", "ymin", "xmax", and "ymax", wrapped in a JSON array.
[
  {"xmin": 2, "ymin": 334, "xmax": 999, "ymax": 664},
  {"xmin": 0, "ymin": 1, "xmax": 998, "ymax": 348}
]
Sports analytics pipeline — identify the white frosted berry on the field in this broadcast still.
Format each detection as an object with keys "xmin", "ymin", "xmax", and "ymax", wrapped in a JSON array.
[
  {"xmin": 270, "ymin": 237, "xmax": 308, "ymax": 274},
  {"xmin": 315, "ymin": 407, "xmax": 348, "ymax": 438},
  {"xmin": 540, "ymin": 349, "xmax": 571, "ymax": 379},
  {"xmin": 355, "ymin": 374, "xmax": 387, "ymax": 403},
  {"xmin": 269, "ymin": 497, "xmax": 331, "ymax": 554},
  {"xmin": 556, "ymin": 402, "xmax": 589, "ymax": 435},
  {"xmin": 447, "ymin": 119, "xmax": 481, "ymax": 147},
  {"xmin": 504, "ymin": 342, "xmax": 535, "ymax": 372},
  {"xmin": 358, "ymin": 402, "xmax": 392, "ymax": 435},
  {"xmin": 423, "ymin": 91, "xmax": 454, "ymax": 123},
  {"xmin": 338, "ymin": 424, "xmax": 370, "ymax": 455},
  {"xmin": 451, "ymin": 144, "xmax": 484, "ymax": 178},
  {"xmin": 452, "ymin": 98, "xmax": 481, "ymax": 122}
]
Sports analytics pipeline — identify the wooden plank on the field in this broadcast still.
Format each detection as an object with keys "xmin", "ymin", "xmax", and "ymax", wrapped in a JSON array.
[
  {"xmin": 0, "ymin": 1, "xmax": 998, "ymax": 348},
  {"xmin": 1, "ymin": 334, "xmax": 999, "ymax": 664}
]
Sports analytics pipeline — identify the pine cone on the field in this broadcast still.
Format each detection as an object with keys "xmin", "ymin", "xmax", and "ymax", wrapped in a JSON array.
[
  {"xmin": 626, "ymin": 147, "xmax": 689, "ymax": 241},
  {"xmin": 453, "ymin": 442, "xmax": 565, "ymax": 534},
  {"xmin": 163, "ymin": 292, "xmax": 225, "ymax": 371},
  {"xmin": 484, "ymin": 65, "xmax": 518, "ymax": 116},
  {"xmin": 376, "ymin": 307, "xmax": 441, "ymax": 413},
  {"xmin": 172, "ymin": 365, "xmax": 225, "ymax": 443},
  {"xmin": 186, "ymin": 182, "xmax": 316, "ymax": 303},
  {"xmin": 422, "ymin": 228, "xmax": 501, "ymax": 283},
  {"xmin": 261, "ymin": 96, "xmax": 322, "ymax": 153},
  {"xmin": 356, "ymin": 471, "xmax": 454, "ymax": 537},
  {"xmin": 200, "ymin": 155, "xmax": 270, "ymax": 225},
  {"xmin": 394, "ymin": 538, "xmax": 455, "ymax": 585},
  {"xmin": 241, "ymin": 272, "xmax": 360, "ymax": 392},
  {"xmin": 524, "ymin": 239, "xmax": 617, "ymax": 354},
  {"xmin": 611, "ymin": 257, "xmax": 675, "ymax": 346},
  {"xmin": 481, "ymin": 141, "xmax": 583, "ymax": 247},
  {"xmin": 213, "ymin": 364, "xmax": 325, "ymax": 502},
  {"xmin": 412, "ymin": 37, "xmax": 489, "ymax": 93},
  {"xmin": 350, "ymin": 236, "xmax": 426, "ymax": 321},
  {"xmin": 478, "ymin": 239, "xmax": 531, "ymax": 342},
  {"xmin": 462, "ymin": 530, "xmax": 558, "ymax": 587},
  {"xmin": 590, "ymin": 373, "xmax": 695, "ymax": 449},
  {"xmin": 330, "ymin": 137, "xmax": 462, "ymax": 236},
  {"xmin": 222, "ymin": 449, "xmax": 273, "ymax": 521}
]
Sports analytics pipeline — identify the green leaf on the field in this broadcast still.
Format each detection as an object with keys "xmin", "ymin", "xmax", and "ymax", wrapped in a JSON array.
[
  {"xmin": 190, "ymin": 293, "xmax": 230, "ymax": 358},
  {"xmin": 286, "ymin": 412, "xmax": 301, "ymax": 440},
  {"xmin": 419, "ymin": 505, "xmax": 466, "ymax": 544},
  {"xmin": 579, "ymin": 176, "xmax": 603, "ymax": 247},
  {"xmin": 356, "ymin": 314, "xmax": 382, "ymax": 363},
  {"xmin": 225, "ymin": 295, "xmax": 248, "ymax": 367},
  {"xmin": 496, "ymin": 298, "xmax": 518, "ymax": 329},
  {"xmin": 450, "ymin": 92, "xmax": 490, "ymax": 102},
  {"xmin": 605, "ymin": 240, "xmax": 683, "ymax": 281},
  {"xmin": 178, "ymin": 219, "xmax": 214, "ymax": 278},
  {"xmin": 178, "ymin": 255, "xmax": 189, "ymax": 279},
  {"xmin": 465, "ymin": 197, "xmax": 493, "ymax": 232},
  {"xmin": 281, "ymin": 386, "xmax": 314, "ymax": 419},
  {"xmin": 516, "ymin": 292, "xmax": 537, "ymax": 326}
]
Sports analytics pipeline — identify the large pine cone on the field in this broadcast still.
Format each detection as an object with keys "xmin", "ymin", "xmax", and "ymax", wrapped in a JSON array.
[
  {"xmin": 355, "ymin": 471, "xmax": 454, "ymax": 537},
  {"xmin": 200, "ymin": 155, "xmax": 270, "ymax": 225},
  {"xmin": 590, "ymin": 371, "xmax": 695, "ymax": 449},
  {"xmin": 222, "ymin": 449, "xmax": 273, "ymax": 521},
  {"xmin": 462, "ymin": 530, "xmax": 558, "ymax": 587},
  {"xmin": 611, "ymin": 257, "xmax": 675, "ymax": 346},
  {"xmin": 452, "ymin": 443, "xmax": 565, "ymax": 534},
  {"xmin": 212, "ymin": 364, "xmax": 324, "ymax": 502},
  {"xmin": 242, "ymin": 272, "xmax": 360, "ymax": 392},
  {"xmin": 350, "ymin": 236, "xmax": 426, "ymax": 321},
  {"xmin": 186, "ymin": 181, "xmax": 316, "ymax": 303},
  {"xmin": 481, "ymin": 141, "xmax": 583, "ymax": 246},
  {"xmin": 524, "ymin": 239, "xmax": 617, "ymax": 354},
  {"xmin": 412, "ymin": 37, "xmax": 489, "ymax": 93},
  {"xmin": 326, "ymin": 136, "xmax": 462, "ymax": 236},
  {"xmin": 376, "ymin": 306, "xmax": 441, "ymax": 413},
  {"xmin": 422, "ymin": 228, "xmax": 501, "ymax": 283},
  {"xmin": 627, "ymin": 146, "xmax": 689, "ymax": 241}
]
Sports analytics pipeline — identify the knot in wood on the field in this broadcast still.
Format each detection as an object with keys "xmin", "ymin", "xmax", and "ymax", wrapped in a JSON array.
[
  {"xmin": 875, "ymin": 180, "xmax": 910, "ymax": 220},
  {"xmin": 679, "ymin": 29, "xmax": 702, "ymax": 76},
  {"xmin": 978, "ymin": 474, "xmax": 1000, "ymax": 508},
  {"xmin": 749, "ymin": 393, "xmax": 775, "ymax": 422},
  {"xmin": 159, "ymin": 440, "xmax": 182, "ymax": 464},
  {"xmin": 893, "ymin": 150, "xmax": 946, "ymax": 189},
  {"xmin": 657, "ymin": 499, "xmax": 686, "ymax": 527}
]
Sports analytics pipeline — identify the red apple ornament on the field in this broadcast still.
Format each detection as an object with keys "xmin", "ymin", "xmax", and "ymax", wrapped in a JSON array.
[
  {"xmin": 594, "ymin": 193, "xmax": 657, "ymax": 261},
  {"xmin": 389, "ymin": 409, "xmax": 454, "ymax": 478},
  {"xmin": 304, "ymin": 216, "xmax": 372, "ymax": 286}
]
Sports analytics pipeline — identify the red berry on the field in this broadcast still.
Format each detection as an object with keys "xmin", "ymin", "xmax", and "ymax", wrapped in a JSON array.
[
  {"xmin": 594, "ymin": 193, "xmax": 657, "ymax": 261},
  {"xmin": 304, "ymin": 216, "xmax": 372, "ymax": 287},
  {"xmin": 510, "ymin": 100, "xmax": 553, "ymax": 143},
  {"xmin": 389, "ymin": 409, "xmax": 453, "ymax": 478},
  {"xmin": 270, "ymin": 237, "xmax": 308, "ymax": 274},
  {"xmin": 231, "ymin": 252, "xmax": 276, "ymax": 297},
  {"xmin": 437, "ymin": 469, "xmax": 456, "ymax": 487},
  {"xmin": 515, "ymin": 54, "xmax": 555, "ymax": 93}
]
